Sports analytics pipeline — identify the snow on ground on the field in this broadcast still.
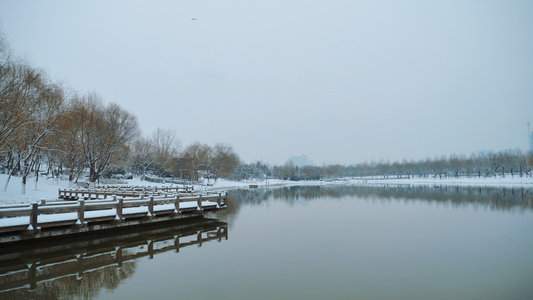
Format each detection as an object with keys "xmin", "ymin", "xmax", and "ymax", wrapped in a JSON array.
[
  {"xmin": 203, "ymin": 175, "xmax": 533, "ymax": 190},
  {"xmin": 0, "ymin": 175, "xmax": 71, "ymax": 205},
  {"xmin": 0, "ymin": 174, "xmax": 167, "ymax": 206},
  {"xmin": 349, "ymin": 175, "xmax": 533, "ymax": 187},
  {"xmin": 1, "ymin": 173, "xmax": 532, "ymax": 205}
]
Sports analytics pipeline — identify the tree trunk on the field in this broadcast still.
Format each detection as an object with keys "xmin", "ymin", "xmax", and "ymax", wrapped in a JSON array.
[
  {"xmin": 35, "ymin": 167, "xmax": 39, "ymax": 191},
  {"xmin": 22, "ymin": 173, "xmax": 27, "ymax": 195},
  {"xmin": 3, "ymin": 174, "xmax": 12, "ymax": 192},
  {"xmin": 34, "ymin": 159, "xmax": 40, "ymax": 191},
  {"xmin": 90, "ymin": 168, "xmax": 98, "ymax": 182}
]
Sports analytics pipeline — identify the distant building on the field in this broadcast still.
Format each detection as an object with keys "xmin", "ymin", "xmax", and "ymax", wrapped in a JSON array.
[{"xmin": 288, "ymin": 155, "xmax": 314, "ymax": 167}]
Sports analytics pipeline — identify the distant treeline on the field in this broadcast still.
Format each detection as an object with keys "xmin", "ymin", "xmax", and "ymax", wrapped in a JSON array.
[
  {"xmin": 223, "ymin": 185, "xmax": 533, "ymax": 220},
  {"xmin": 230, "ymin": 150, "xmax": 533, "ymax": 181}
]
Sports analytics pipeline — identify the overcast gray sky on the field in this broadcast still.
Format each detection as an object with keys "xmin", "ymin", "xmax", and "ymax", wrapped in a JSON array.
[{"xmin": 1, "ymin": 0, "xmax": 532, "ymax": 165}]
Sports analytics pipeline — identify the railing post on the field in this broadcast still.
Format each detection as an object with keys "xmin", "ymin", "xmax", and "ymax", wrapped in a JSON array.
[
  {"xmin": 198, "ymin": 195, "xmax": 203, "ymax": 210},
  {"xmin": 30, "ymin": 202, "xmax": 39, "ymax": 234},
  {"xmin": 175, "ymin": 195, "xmax": 180, "ymax": 213},
  {"xmin": 78, "ymin": 199, "xmax": 85, "ymax": 225},
  {"xmin": 116, "ymin": 197, "xmax": 123, "ymax": 220},
  {"xmin": 217, "ymin": 193, "xmax": 222, "ymax": 207},
  {"xmin": 149, "ymin": 196, "xmax": 154, "ymax": 217}
]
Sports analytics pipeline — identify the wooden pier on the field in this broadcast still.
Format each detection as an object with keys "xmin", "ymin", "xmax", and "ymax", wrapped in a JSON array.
[
  {"xmin": 0, "ymin": 185, "xmax": 227, "ymax": 245},
  {"xmin": 57, "ymin": 185, "xmax": 195, "ymax": 200},
  {"xmin": 0, "ymin": 218, "xmax": 227, "ymax": 294}
]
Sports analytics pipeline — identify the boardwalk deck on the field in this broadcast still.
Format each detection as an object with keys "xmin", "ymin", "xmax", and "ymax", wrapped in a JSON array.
[
  {"xmin": 57, "ymin": 185, "xmax": 194, "ymax": 200},
  {"xmin": 0, "ymin": 188, "xmax": 227, "ymax": 245}
]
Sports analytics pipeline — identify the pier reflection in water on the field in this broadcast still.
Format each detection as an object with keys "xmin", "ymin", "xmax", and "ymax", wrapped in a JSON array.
[{"xmin": 0, "ymin": 219, "xmax": 227, "ymax": 299}]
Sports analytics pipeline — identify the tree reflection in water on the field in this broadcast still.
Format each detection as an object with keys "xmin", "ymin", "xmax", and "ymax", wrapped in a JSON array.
[
  {"xmin": 0, "ymin": 219, "xmax": 227, "ymax": 300},
  {"xmin": 3, "ymin": 260, "xmax": 136, "ymax": 300},
  {"xmin": 1, "ymin": 252, "xmax": 136, "ymax": 300},
  {"xmin": 222, "ymin": 185, "xmax": 533, "ymax": 221}
]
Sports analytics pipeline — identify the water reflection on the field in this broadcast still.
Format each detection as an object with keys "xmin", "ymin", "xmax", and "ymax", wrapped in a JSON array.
[
  {"xmin": 0, "ymin": 219, "xmax": 227, "ymax": 299},
  {"xmin": 217, "ymin": 185, "xmax": 533, "ymax": 300},
  {"xmin": 225, "ymin": 184, "xmax": 533, "ymax": 215}
]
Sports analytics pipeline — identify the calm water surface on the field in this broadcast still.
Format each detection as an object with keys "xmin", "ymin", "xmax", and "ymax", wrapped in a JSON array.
[{"xmin": 1, "ymin": 185, "xmax": 532, "ymax": 299}]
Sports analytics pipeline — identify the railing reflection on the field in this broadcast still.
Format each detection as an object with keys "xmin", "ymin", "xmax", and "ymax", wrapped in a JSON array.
[{"xmin": 0, "ymin": 219, "xmax": 227, "ymax": 298}]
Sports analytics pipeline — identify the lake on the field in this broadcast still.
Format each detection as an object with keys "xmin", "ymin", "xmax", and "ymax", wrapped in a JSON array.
[{"xmin": 1, "ymin": 184, "xmax": 532, "ymax": 299}]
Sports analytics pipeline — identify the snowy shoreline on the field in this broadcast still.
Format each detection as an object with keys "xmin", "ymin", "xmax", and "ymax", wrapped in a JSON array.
[{"xmin": 1, "ymin": 174, "xmax": 532, "ymax": 205}]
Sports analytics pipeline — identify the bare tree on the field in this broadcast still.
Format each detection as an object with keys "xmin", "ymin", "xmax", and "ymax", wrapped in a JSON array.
[
  {"xmin": 74, "ymin": 94, "xmax": 139, "ymax": 183},
  {"xmin": 181, "ymin": 142, "xmax": 212, "ymax": 181},
  {"xmin": 209, "ymin": 143, "xmax": 239, "ymax": 182},
  {"xmin": 129, "ymin": 136, "xmax": 155, "ymax": 180},
  {"xmin": 513, "ymin": 149, "xmax": 528, "ymax": 177},
  {"xmin": 0, "ymin": 62, "xmax": 41, "ymax": 154},
  {"xmin": 0, "ymin": 32, "xmax": 142, "ymax": 189},
  {"xmin": 51, "ymin": 100, "xmax": 86, "ymax": 182},
  {"xmin": 1, "ymin": 62, "xmax": 70, "ymax": 193},
  {"xmin": 19, "ymin": 79, "xmax": 67, "ymax": 193},
  {"xmin": 151, "ymin": 128, "xmax": 181, "ymax": 177}
]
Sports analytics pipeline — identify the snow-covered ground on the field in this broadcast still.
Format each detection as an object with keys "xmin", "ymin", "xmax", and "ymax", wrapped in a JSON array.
[
  {"xmin": 1, "ymin": 174, "xmax": 532, "ymax": 205},
  {"xmin": 346, "ymin": 175, "xmax": 533, "ymax": 188},
  {"xmin": 210, "ymin": 175, "xmax": 533, "ymax": 190}
]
